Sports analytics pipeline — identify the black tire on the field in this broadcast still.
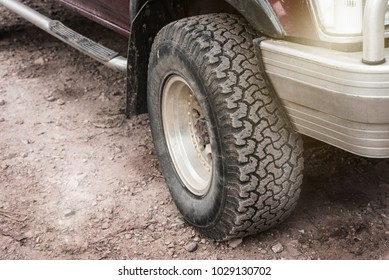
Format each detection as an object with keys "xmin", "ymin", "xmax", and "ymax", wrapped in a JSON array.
[{"xmin": 147, "ymin": 14, "xmax": 304, "ymax": 240}]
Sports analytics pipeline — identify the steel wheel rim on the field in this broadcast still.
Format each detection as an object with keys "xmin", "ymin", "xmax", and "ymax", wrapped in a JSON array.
[{"xmin": 162, "ymin": 75, "xmax": 213, "ymax": 196}]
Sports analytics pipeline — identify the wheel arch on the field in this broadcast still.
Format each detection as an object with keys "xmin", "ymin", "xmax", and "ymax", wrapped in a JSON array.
[{"xmin": 126, "ymin": 0, "xmax": 284, "ymax": 116}]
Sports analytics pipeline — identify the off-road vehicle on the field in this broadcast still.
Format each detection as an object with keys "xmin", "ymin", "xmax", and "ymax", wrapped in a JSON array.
[{"xmin": 1, "ymin": 0, "xmax": 389, "ymax": 240}]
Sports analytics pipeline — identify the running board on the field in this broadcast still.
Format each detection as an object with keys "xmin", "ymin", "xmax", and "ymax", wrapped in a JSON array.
[{"xmin": 0, "ymin": 0, "xmax": 127, "ymax": 72}]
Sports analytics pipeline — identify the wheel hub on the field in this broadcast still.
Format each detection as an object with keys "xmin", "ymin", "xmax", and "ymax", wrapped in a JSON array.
[
  {"xmin": 162, "ymin": 75, "xmax": 213, "ymax": 196},
  {"xmin": 194, "ymin": 118, "xmax": 210, "ymax": 147}
]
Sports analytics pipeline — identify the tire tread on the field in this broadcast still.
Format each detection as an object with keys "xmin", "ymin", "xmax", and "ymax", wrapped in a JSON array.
[{"xmin": 152, "ymin": 14, "xmax": 304, "ymax": 240}]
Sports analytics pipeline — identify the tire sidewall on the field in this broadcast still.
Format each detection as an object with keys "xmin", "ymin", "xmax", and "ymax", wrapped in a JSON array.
[{"xmin": 148, "ymin": 42, "xmax": 226, "ymax": 228}]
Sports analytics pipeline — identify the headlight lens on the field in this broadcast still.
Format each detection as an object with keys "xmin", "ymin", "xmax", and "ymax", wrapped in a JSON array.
[{"xmin": 311, "ymin": 0, "xmax": 363, "ymax": 36}]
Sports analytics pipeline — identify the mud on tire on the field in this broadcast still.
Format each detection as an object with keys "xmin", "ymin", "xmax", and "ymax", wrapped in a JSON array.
[{"xmin": 147, "ymin": 14, "xmax": 304, "ymax": 240}]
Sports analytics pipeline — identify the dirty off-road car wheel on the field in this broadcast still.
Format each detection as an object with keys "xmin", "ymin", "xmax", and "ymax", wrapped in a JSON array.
[{"xmin": 148, "ymin": 14, "xmax": 304, "ymax": 241}]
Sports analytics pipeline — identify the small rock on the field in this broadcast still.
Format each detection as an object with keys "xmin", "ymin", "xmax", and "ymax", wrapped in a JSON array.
[
  {"xmin": 382, "ymin": 253, "xmax": 389, "ymax": 260},
  {"xmin": 24, "ymin": 230, "xmax": 34, "ymax": 239},
  {"xmin": 289, "ymin": 240, "xmax": 299, "ymax": 247},
  {"xmin": 56, "ymin": 99, "xmax": 65, "ymax": 106},
  {"xmin": 228, "ymin": 238, "xmax": 243, "ymax": 249},
  {"xmin": 44, "ymin": 95, "xmax": 57, "ymax": 102},
  {"xmin": 271, "ymin": 243, "xmax": 284, "ymax": 254},
  {"xmin": 1, "ymin": 163, "xmax": 9, "ymax": 170},
  {"xmin": 168, "ymin": 249, "xmax": 175, "ymax": 257},
  {"xmin": 0, "ymin": 100, "xmax": 5, "ymax": 106},
  {"xmin": 298, "ymin": 229, "xmax": 305, "ymax": 234},
  {"xmin": 184, "ymin": 242, "xmax": 198, "ymax": 252},
  {"xmin": 172, "ymin": 218, "xmax": 185, "ymax": 229},
  {"xmin": 13, "ymin": 234, "xmax": 27, "ymax": 242},
  {"xmin": 148, "ymin": 224, "xmax": 155, "ymax": 232},
  {"xmin": 64, "ymin": 209, "xmax": 76, "ymax": 217},
  {"xmin": 98, "ymin": 92, "xmax": 110, "ymax": 102},
  {"xmin": 0, "ymin": 118, "xmax": 5, "ymax": 123},
  {"xmin": 101, "ymin": 222, "xmax": 110, "ymax": 230},
  {"xmin": 15, "ymin": 118, "xmax": 24, "ymax": 125},
  {"xmin": 287, "ymin": 240, "xmax": 301, "ymax": 257},
  {"xmin": 34, "ymin": 57, "xmax": 45, "ymax": 65}
]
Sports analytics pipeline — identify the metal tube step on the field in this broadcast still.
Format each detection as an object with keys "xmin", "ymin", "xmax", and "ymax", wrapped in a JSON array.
[{"xmin": 0, "ymin": 0, "xmax": 127, "ymax": 72}]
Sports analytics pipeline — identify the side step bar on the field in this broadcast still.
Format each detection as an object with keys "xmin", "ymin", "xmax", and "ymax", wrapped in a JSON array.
[{"xmin": 0, "ymin": 0, "xmax": 127, "ymax": 72}]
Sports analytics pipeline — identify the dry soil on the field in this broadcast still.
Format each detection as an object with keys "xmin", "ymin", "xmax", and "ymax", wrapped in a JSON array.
[{"xmin": 1, "ymin": 1, "xmax": 389, "ymax": 260}]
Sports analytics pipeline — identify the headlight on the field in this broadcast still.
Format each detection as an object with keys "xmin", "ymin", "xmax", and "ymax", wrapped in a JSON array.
[{"xmin": 310, "ymin": 0, "xmax": 363, "ymax": 36}]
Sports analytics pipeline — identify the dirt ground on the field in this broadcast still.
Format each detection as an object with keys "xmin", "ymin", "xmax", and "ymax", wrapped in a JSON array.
[{"xmin": 1, "ymin": 1, "xmax": 389, "ymax": 260}]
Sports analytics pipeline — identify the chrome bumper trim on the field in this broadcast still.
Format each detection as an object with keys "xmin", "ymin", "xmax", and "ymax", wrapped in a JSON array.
[{"xmin": 363, "ymin": 0, "xmax": 388, "ymax": 64}]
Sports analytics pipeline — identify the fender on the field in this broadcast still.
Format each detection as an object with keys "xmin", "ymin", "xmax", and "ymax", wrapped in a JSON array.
[
  {"xmin": 129, "ymin": 0, "xmax": 284, "ymax": 37},
  {"xmin": 126, "ymin": 0, "xmax": 167, "ymax": 116},
  {"xmin": 225, "ymin": 0, "xmax": 284, "ymax": 38},
  {"xmin": 126, "ymin": 0, "xmax": 284, "ymax": 116},
  {"xmin": 126, "ymin": 0, "xmax": 184, "ymax": 116}
]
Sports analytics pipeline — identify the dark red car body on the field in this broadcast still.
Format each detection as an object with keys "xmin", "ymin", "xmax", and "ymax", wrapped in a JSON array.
[
  {"xmin": 58, "ymin": 0, "xmax": 318, "ymax": 41},
  {"xmin": 58, "ymin": 0, "xmax": 131, "ymax": 35}
]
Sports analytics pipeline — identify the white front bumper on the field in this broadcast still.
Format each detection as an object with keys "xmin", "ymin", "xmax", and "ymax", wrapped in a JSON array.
[{"xmin": 257, "ymin": 39, "xmax": 389, "ymax": 158}]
